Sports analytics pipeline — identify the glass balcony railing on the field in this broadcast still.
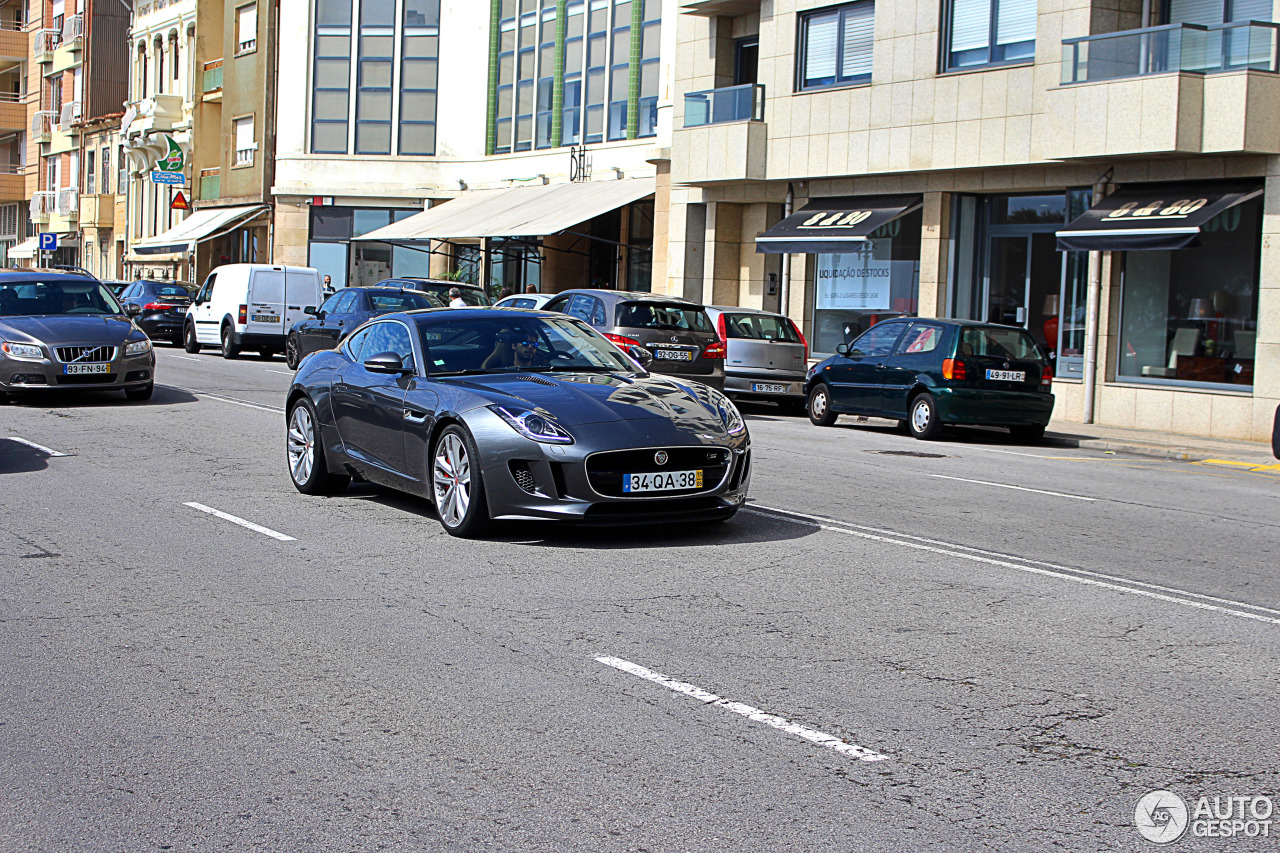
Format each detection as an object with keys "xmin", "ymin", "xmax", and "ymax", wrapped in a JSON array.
[
  {"xmin": 683, "ymin": 83, "xmax": 765, "ymax": 128},
  {"xmin": 1063, "ymin": 21, "xmax": 1280, "ymax": 84},
  {"xmin": 202, "ymin": 60, "xmax": 223, "ymax": 92}
]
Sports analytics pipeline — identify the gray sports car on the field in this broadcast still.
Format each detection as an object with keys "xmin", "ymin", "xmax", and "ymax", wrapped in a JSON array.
[
  {"xmin": 285, "ymin": 308, "xmax": 752, "ymax": 536},
  {"xmin": 0, "ymin": 271, "xmax": 155, "ymax": 403}
]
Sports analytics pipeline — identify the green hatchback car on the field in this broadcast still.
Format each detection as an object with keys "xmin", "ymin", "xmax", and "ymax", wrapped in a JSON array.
[{"xmin": 803, "ymin": 318, "xmax": 1055, "ymax": 442}]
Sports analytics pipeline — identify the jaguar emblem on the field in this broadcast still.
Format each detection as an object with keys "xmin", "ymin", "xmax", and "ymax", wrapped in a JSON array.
[{"xmin": 654, "ymin": 451, "xmax": 669, "ymax": 466}]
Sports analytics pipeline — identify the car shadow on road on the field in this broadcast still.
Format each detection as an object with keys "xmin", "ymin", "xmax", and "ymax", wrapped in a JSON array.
[
  {"xmin": 0, "ymin": 438, "xmax": 53, "ymax": 474},
  {"xmin": 342, "ymin": 484, "xmax": 819, "ymax": 549},
  {"xmin": 2, "ymin": 385, "xmax": 200, "ymax": 409}
]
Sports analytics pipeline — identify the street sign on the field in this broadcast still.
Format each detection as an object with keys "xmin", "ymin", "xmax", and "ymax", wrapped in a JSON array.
[
  {"xmin": 38, "ymin": 233, "xmax": 57, "ymax": 251},
  {"xmin": 151, "ymin": 170, "xmax": 185, "ymax": 186},
  {"xmin": 171, "ymin": 191, "xmax": 189, "ymax": 211}
]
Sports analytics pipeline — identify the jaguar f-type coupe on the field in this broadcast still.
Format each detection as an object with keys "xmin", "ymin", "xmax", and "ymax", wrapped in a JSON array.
[{"xmin": 285, "ymin": 308, "xmax": 752, "ymax": 536}]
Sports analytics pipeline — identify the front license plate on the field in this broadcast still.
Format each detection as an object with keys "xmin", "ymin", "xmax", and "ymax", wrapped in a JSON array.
[
  {"xmin": 653, "ymin": 349, "xmax": 694, "ymax": 362},
  {"xmin": 622, "ymin": 469, "xmax": 703, "ymax": 493},
  {"xmin": 752, "ymin": 383, "xmax": 789, "ymax": 394},
  {"xmin": 64, "ymin": 363, "xmax": 110, "ymax": 375},
  {"xmin": 985, "ymin": 369, "xmax": 1025, "ymax": 382},
  {"xmin": 251, "ymin": 314, "xmax": 279, "ymax": 323}
]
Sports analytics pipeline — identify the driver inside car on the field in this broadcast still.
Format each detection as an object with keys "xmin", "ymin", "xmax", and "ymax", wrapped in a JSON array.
[{"xmin": 481, "ymin": 328, "xmax": 551, "ymax": 370}]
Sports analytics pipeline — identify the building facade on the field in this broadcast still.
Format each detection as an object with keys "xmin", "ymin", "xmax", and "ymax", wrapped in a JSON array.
[
  {"xmin": 0, "ymin": 0, "xmax": 27, "ymax": 264},
  {"xmin": 273, "ymin": 0, "xmax": 675, "ymax": 296},
  {"xmin": 667, "ymin": 0, "xmax": 1279, "ymax": 442}
]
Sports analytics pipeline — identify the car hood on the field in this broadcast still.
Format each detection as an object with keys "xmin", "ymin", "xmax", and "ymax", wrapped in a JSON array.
[
  {"xmin": 0, "ymin": 315, "xmax": 138, "ymax": 345},
  {"xmin": 446, "ymin": 371, "xmax": 734, "ymax": 431}
]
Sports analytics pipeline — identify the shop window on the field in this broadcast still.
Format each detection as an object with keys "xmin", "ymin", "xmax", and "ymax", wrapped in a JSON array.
[
  {"xmin": 1117, "ymin": 195, "xmax": 1260, "ymax": 389},
  {"xmin": 811, "ymin": 207, "xmax": 921, "ymax": 357},
  {"xmin": 798, "ymin": 2, "xmax": 874, "ymax": 91},
  {"xmin": 943, "ymin": 0, "xmax": 1035, "ymax": 71}
]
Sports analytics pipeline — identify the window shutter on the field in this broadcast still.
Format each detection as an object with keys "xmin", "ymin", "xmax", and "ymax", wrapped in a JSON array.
[
  {"xmin": 840, "ymin": 3, "xmax": 875, "ymax": 79},
  {"xmin": 804, "ymin": 11, "xmax": 839, "ymax": 82},
  {"xmin": 950, "ymin": 0, "xmax": 991, "ymax": 53},
  {"xmin": 0, "ymin": 204, "xmax": 18, "ymax": 240},
  {"xmin": 995, "ymin": 0, "xmax": 1036, "ymax": 45},
  {"xmin": 238, "ymin": 4, "xmax": 258, "ymax": 44},
  {"xmin": 235, "ymin": 116, "xmax": 255, "ymax": 149},
  {"xmin": 1168, "ymin": 0, "xmax": 1225, "ymax": 23}
]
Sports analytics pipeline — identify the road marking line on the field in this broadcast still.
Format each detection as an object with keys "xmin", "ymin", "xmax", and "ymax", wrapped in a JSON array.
[
  {"xmin": 927, "ymin": 474, "xmax": 1096, "ymax": 501},
  {"xmin": 159, "ymin": 386, "xmax": 284, "ymax": 413},
  {"xmin": 596, "ymin": 656, "xmax": 889, "ymax": 763},
  {"xmin": 184, "ymin": 502, "xmax": 296, "ymax": 541},
  {"xmin": 5, "ymin": 436, "xmax": 69, "ymax": 457},
  {"xmin": 745, "ymin": 505, "xmax": 1280, "ymax": 627},
  {"xmin": 171, "ymin": 355, "xmax": 201, "ymax": 362},
  {"xmin": 266, "ymin": 370, "xmax": 294, "ymax": 376}
]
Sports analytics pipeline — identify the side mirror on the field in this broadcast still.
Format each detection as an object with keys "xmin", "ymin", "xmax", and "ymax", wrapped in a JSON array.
[
  {"xmin": 126, "ymin": 303, "xmax": 141, "ymax": 316},
  {"xmin": 363, "ymin": 351, "xmax": 414, "ymax": 374},
  {"xmin": 303, "ymin": 305, "xmax": 318, "ymax": 316},
  {"xmin": 836, "ymin": 343, "xmax": 850, "ymax": 356},
  {"xmin": 628, "ymin": 344, "xmax": 654, "ymax": 370}
]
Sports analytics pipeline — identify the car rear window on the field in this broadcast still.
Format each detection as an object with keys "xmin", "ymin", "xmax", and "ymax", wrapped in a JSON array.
[
  {"xmin": 961, "ymin": 327, "xmax": 1045, "ymax": 361},
  {"xmin": 369, "ymin": 292, "xmax": 440, "ymax": 312},
  {"xmin": 721, "ymin": 313, "xmax": 800, "ymax": 342},
  {"xmin": 418, "ymin": 284, "xmax": 491, "ymax": 306},
  {"xmin": 617, "ymin": 301, "xmax": 711, "ymax": 332},
  {"xmin": 153, "ymin": 284, "xmax": 192, "ymax": 298}
]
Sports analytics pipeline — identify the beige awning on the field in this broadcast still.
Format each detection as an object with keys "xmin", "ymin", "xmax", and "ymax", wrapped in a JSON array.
[
  {"xmin": 355, "ymin": 178, "xmax": 656, "ymax": 243},
  {"xmin": 130, "ymin": 204, "xmax": 268, "ymax": 255}
]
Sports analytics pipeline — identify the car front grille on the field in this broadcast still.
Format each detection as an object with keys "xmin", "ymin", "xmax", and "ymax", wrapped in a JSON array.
[
  {"xmin": 586, "ymin": 446, "xmax": 732, "ymax": 498},
  {"xmin": 55, "ymin": 345, "xmax": 116, "ymax": 364}
]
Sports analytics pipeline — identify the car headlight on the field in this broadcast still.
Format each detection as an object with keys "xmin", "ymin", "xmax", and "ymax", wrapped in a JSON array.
[
  {"xmin": 125, "ymin": 339, "xmax": 152, "ymax": 357},
  {"xmin": 489, "ymin": 405, "xmax": 575, "ymax": 445},
  {"xmin": 704, "ymin": 387, "xmax": 746, "ymax": 435},
  {"xmin": 1, "ymin": 341, "xmax": 43, "ymax": 360}
]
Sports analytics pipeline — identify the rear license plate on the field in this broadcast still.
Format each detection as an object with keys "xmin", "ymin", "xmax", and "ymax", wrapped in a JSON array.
[
  {"xmin": 985, "ymin": 369, "xmax": 1025, "ymax": 382},
  {"xmin": 622, "ymin": 469, "xmax": 703, "ymax": 493},
  {"xmin": 251, "ymin": 314, "xmax": 279, "ymax": 323},
  {"xmin": 653, "ymin": 349, "xmax": 694, "ymax": 362},
  {"xmin": 752, "ymin": 383, "xmax": 789, "ymax": 394},
  {"xmin": 64, "ymin": 363, "xmax": 110, "ymax": 375}
]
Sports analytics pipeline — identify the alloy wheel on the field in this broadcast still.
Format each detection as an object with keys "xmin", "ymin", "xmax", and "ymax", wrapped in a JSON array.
[
  {"xmin": 287, "ymin": 405, "xmax": 315, "ymax": 485},
  {"xmin": 433, "ymin": 433, "xmax": 471, "ymax": 527}
]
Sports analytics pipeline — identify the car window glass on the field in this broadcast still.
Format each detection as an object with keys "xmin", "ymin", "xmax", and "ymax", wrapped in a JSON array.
[
  {"xmin": 342, "ymin": 325, "xmax": 374, "ymax": 363},
  {"xmin": 722, "ymin": 313, "xmax": 800, "ymax": 342},
  {"xmin": 895, "ymin": 324, "xmax": 943, "ymax": 356},
  {"xmin": 153, "ymin": 284, "xmax": 190, "ymax": 298},
  {"xmin": 318, "ymin": 292, "xmax": 344, "ymax": 314},
  {"xmin": 564, "ymin": 294, "xmax": 594, "ymax": 323},
  {"xmin": 849, "ymin": 322, "xmax": 905, "ymax": 358},
  {"xmin": 588, "ymin": 297, "xmax": 606, "ymax": 326},
  {"xmin": 198, "ymin": 274, "xmax": 216, "ymax": 302},
  {"xmin": 617, "ymin": 301, "xmax": 712, "ymax": 332},
  {"xmin": 121, "ymin": 283, "xmax": 138, "ymax": 299},
  {"xmin": 962, "ymin": 327, "xmax": 1044, "ymax": 361},
  {"xmin": 544, "ymin": 297, "xmax": 568, "ymax": 313},
  {"xmin": 332, "ymin": 291, "xmax": 358, "ymax": 314},
  {"xmin": 368, "ymin": 292, "xmax": 438, "ymax": 312}
]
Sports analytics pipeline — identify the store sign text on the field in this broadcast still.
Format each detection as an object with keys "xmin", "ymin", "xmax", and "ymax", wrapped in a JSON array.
[
  {"xmin": 1104, "ymin": 199, "xmax": 1208, "ymax": 220},
  {"xmin": 799, "ymin": 210, "xmax": 873, "ymax": 229}
]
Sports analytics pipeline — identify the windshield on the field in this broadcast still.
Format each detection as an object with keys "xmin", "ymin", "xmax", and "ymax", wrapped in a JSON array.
[
  {"xmin": 961, "ymin": 326, "xmax": 1045, "ymax": 361},
  {"xmin": 369, "ymin": 291, "xmax": 443, "ymax": 312},
  {"xmin": 415, "ymin": 315, "xmax": 638, "ymax": 376},
  {"xmin": 721, "ymin": 312, "xmax": 801, "ymax": 342},
  {"xmin": 0, "ymin": 280, "xmax": 125, "ymax": 317},
  {"xmin": 617, "ymin": 301, "xmax": 712, "ymax": 332}
]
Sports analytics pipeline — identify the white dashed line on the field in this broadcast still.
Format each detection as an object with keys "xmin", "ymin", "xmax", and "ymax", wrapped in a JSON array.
[
  {"xmin": 266, "ymin": 370, "xmax": 294, "ymax": 376},
  {"xmin": 596, "ymin": 656, "xmax": 890, "ymax": 763},
  {"xmin": 160, "ymin": 386, "xmax": 284, "ymax": 413},
  {"xmin": 171, "ymin": 355, "xmax": 201, "ymax": 361},
  {"xmin": 184, "ymin": 502, "xmax": 296, "ymax": 541},
  {"xmin": 927, "ymin": 474, "xmax": 1097, "ymax": 501},
  {"xmin": 6, "ymin": 436, "xmax": 69, "ymax": 457}
]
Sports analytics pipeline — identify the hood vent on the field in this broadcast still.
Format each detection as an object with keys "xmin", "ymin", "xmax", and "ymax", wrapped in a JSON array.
[{"xmin": 516, "ymin": 374, "xmax": 557, "ymax": 387}]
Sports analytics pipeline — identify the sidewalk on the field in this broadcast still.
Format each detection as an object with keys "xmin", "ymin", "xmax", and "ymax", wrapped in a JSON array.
[{"xmin": 1043, "ymin": 420, "xmax": 1279, "ymax": 466}]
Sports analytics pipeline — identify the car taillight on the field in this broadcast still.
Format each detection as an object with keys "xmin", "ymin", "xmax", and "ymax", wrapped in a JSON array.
[
  {"xmin": 142, "ymin": 302, "xmax": 174, "ymax": 311},
  {"xmin": 604, "ymin": 332, "xmax": 640, "ymax": 348},
  {"xmin": 788, "ymin": 318, "xmax": 809, "ymax": 362},
  {"xmin": 1041, "ymin": 364, "xmax": 1053, "ymax": 388},
  {"xmin": 942, "ymin": 358, "xmax": 966, "ymax": 381},
  {"xmin": 703, "ymin": 340, "xmax": 726, "ymax": 360},
  {"xmin": 716, "ymin": 312, "xmax": 728, "ymax": 342},
  {"xmin": 238, "ymin": 304, "xmax": 248, "ymax": 324}
]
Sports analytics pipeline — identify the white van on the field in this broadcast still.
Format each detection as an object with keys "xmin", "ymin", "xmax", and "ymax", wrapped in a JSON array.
[{"xmin": 183, "ymin": 264, "xmax": 323, "ymax": 359}]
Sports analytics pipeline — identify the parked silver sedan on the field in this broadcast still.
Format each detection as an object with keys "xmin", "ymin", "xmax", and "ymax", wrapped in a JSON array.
[{"xmin": 705, "ymin": 305, "xmax": 808, "ymax": 412}]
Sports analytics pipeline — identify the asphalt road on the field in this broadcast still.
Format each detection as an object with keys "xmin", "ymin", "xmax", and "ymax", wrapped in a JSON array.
[{"xmin": 2, "ymin": 346, "xmax": 1278, "ymax": 852}]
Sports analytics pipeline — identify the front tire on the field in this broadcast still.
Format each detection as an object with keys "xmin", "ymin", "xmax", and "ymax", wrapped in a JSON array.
[
  {"xmin": 184, "ymin": 321, "xmax": 201, "ymax": 353},
  {"xmin": 1010, "ymin": 424, "xmax": 1046, "ymax": 444},
  {"xmin": 124, "ymin": 383, "xmax": 154, "ymax": 402},
  {"xmin": 908, "ymin": 393, "xmax": 943, "ymax": 440},
  {"xmin": 807, "ymin": 383, "xmax": 837, "ymax": 426},
  {"xmin": 285, "ymin": 333, "xmax": 301, "ymax": 370},
  {"xmin": 287, "ymin": 398, "xmax": 350, "ymax": 495},
  {"xmin": 221, "ymin": 325, "xmax": 240, "ymax": 360},
  {"xmin": 432, "ymin": 425, "xmax": 489, "ymax": 538}
]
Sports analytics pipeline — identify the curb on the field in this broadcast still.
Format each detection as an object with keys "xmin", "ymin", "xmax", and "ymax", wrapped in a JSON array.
[{"xmin": 1043, "ymin": 434, "xmax": 1274, "ymax": 465}]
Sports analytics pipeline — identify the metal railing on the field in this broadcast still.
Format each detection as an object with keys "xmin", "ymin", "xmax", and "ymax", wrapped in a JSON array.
[
  {"xmin": 31, "ymin": 110, "xmax": 55, "ymax": 138},
  {"xmin": 61, "ymin": 13, "xmax": 83, "ymax": 43},
  {"xmin": 0, "ymin": 91, "xmax": 21, "ymax": 103},
  {"xmin": 56, "ymin": 187, "xmax": 79, "ymax": 216},
  {"xmin": 37, "ymin": 27, "xmax": 61, "ymax": 54},
  {"xmin": 1062, "ymin": 21, "xmax": 1280, "ymax": 84},
  {"xmin": 0, "ymin": 164, "xmax": 25, "ymax": 175},
  {"xmin": 202, "ymin": 60, "xmax": 223, "ymax": 92},
  {"xmin": 30, "ymin": 190, "xmax": 55, "ymax": 220},
  {"xmin": 199, "ymin": 167, "xmax": 220, "ymax": 200},
  {"xmin": 234, "ymin": 147, "xmax": 254, "ymax": 166},
  {"xmin": 683, "ymin": 83, "xmax": 765, "ymax": 128},
  {"xmin": 55, "ymin": 101, "xmax": 81, "ymax": 131}
]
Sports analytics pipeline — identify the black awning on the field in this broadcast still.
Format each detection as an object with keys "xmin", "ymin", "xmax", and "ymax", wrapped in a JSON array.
[
  {"xmin": 756, "ymin": 194, "xmax": 922, "ymax": 254},
  {"xmin": 1056, "ymin": 181, "xmax": 1263, "ymax": 251}
]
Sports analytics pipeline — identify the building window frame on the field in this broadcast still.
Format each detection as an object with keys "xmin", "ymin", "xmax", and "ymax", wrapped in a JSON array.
[
  {"xmin": 941, "ymin": 0, "xmax": 1037, "ymax": 73},
  {"xmin": 232, "ymin": 114, "xmax": 256, "ymax": 167},
  {"xmin": 796, "ymin": 1, "xmax": 875, "ymax": 93},
  {"xmin": 236, "ymin": 3, "xmax": 258, "ymax": 54}
]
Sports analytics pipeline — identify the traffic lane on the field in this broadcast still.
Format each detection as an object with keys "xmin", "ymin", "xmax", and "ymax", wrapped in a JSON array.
[
  {"xmin": 741, "ymin": 411, "xmax": 1280, "ymax": 606},
  {"xmin": 153, "ymin": 347, "xmax": 294, "ymax": 410},
  {"xmin": 4, "ymin": 444, "xmax": 1279, "ymax": 852},
  {"xmin": 2, "ymin": 404, "xmax": 1280, "ymax": 845}
]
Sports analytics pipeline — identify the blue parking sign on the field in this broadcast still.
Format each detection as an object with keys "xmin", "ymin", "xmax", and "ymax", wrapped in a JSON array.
[{"xmin": 38, "ymin": 233, "xmax": 57, "ymax": 251}]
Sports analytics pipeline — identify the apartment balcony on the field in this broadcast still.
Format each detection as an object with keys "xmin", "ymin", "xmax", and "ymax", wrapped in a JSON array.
[
  {"xmin": 672, "ymin": 84, "xmax": 767, "ymax": 184},
  {"xmin": 1045, "ymin": 21, "xmax": 1280, "ymax": 160},
  {"xmin": 0, "ymin": 164, "xmax": 24, "ymax": 200},
  {"xmin": 0, "ymin": 92, "xmax": 23, "ymax": 132},
  {"xmin": 126, "ymin": 93, "xmax": 187, "ymax": 135},
  {"xmin": 0, "ymin": 21, "xmax": 27, "ymax": 59},
  {"xmin": 61, "ymin": 13, "xmax": 84, "ymax": 48},
  {"xmin": 34, "ymin": 28, "xmax": 60, "ymax": 63},
  {"xmin": 31, "ymin": 110, "xmax": 54, "ymax": 143},
  {"xmin": 30, "ymin": 190, "xmax": 54, "ymax": 223},
  {"xmin": 54, "ymin": 100, "xmax": 82, "ymax": 131},
  {"xmin": 79, "ymin": 193, "xmax": 114, "ymax": 227},
  {"xmin": 48, "ymin": 127, "xmax": 78, "ymax": 155},
  {"xmin": 55, "ymin": 187, "xmax": 79, "ymax": 217},
  {"xmin": 199, "ymin": 167, "xmax": 220, "ymax": 201},
  {"xmin": 201, "ymin": 59, "xmax": 223, "ymax": 101}
]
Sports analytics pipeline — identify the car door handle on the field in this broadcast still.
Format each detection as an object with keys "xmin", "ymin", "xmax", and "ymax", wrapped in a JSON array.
[
  {"xmin": 288, "ymin": 305, "xmax": 301, "ymax": 310},
  {"xmin": 403, "ymin": 408, "xmax": 428, "ymax": 424}
]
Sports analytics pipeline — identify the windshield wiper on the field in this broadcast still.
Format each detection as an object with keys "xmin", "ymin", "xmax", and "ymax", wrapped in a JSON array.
[
  {"xmin": 428, "ymin": 368, "xmax": 502, "ymax": 377},
  {"xmin": 544, "ymin": 364, "xmax": 622, "ymax": 373}
]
